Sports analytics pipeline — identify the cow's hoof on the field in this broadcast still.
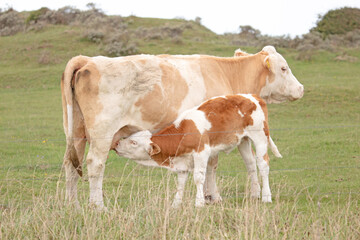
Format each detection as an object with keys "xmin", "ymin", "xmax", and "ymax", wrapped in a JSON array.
[
  {"xmin": 89, "ymin": 202, "xmax": 108, "ymax": 211},
  {"xmin": 205, "ymin": 194, "xmax": 222, "ymax": 204}
]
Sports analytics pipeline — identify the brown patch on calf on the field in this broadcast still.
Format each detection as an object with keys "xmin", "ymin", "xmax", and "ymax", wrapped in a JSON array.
[
  {"xmin": 197, "ymin": 95, "xmax": 257, "ymax": 147},
  {"xmin": 135, "ymin": 62, "xmax": 189, "ymax": 130},
  {"xmin": 150, "ymin": 120, "xmax": 207, "ymax": 167},
  {"xmin": 252, "ymin": 94, "xmax": 270, "ymax": 138},
  {"xmin": 73, "ymin": 61, "xmax": 103, "ymax": 129}
]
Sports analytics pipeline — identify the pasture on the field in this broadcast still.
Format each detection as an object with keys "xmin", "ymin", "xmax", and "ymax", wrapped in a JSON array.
[{"xmin": 0, "ymin": 25, "xmax": 359, "ymax": 239}]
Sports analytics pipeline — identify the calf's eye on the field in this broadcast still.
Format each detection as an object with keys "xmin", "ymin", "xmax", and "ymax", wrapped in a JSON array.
[{"xmin": 281, "ymin": 67, "xmax": 287, "ymax": 72}]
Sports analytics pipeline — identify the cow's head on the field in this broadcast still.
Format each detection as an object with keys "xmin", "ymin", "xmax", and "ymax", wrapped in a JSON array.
[
  {"xmin": 259, "ymin": 46, "xmax": 304, "ymax": 103},
  {"xmin": 115, "ymin": 130, "xmax": 159, "ymax": 160}
]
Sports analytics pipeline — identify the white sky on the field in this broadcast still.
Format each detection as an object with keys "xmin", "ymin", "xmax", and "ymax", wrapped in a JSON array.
[{"xmin": 2, "ymin": 0, "xmax": 360, "ymax": 37}]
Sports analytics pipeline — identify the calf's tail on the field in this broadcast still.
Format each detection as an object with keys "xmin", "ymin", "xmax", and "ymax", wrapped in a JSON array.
[{"xmin": 269, "ymin": 136, "xmax": 282, "ymax": 158}]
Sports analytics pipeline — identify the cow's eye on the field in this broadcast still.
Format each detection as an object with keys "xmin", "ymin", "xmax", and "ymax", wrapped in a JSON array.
[{"xmin": 281, "ymin": 67, "xmax": 287, "ymax": 72}]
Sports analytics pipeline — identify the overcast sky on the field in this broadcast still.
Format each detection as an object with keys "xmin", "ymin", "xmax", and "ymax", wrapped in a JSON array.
[{"xmin": 2, "ymin": 0, "xmax": 360, "ymax": 37}]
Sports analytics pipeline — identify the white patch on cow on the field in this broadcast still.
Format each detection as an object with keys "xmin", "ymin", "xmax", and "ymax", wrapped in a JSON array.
[
  {"xmin": 173, "ymin": 108, "xmax": 211, "ymax": 134},
  {"xmin": 92, "ymin": 56, "xmax": 163, "ymax": 136},
  {"xmin": 67, "ymin": 104, "xmax": 73, "ymax": 136},
  {"xmin": 166, "ymin": 59, "xmax": 207, "ymax": 115}
]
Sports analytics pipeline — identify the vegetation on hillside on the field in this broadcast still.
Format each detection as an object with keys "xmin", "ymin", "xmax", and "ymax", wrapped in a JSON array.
[
  {"xmin": 1, "ymin": 5, "xmax": 360, "ymax": 61},
  {"xmin": 312, "ymin": 7, "xmax": 360, "ymax": 36}
]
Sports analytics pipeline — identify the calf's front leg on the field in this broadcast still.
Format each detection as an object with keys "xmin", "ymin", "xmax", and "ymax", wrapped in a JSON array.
[
  {"xmin": 172, "ymin": 171, "xmax": 189, "ymax": 208},
  {"xmin": 204, "ymin": 155, "xmax": 222, "ymax": 203}
]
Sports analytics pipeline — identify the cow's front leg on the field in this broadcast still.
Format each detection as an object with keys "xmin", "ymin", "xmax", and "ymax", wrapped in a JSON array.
[
  {"xmin": 86, "ymin": 138, "xmax": 112, "ymax": 209},
  {"xmin": 193, "ymin": 150, "xmax": 210, "ymax": 207},
  {"xmin": 172, "ymin": 171, "xmax": 188, "ymax": 208},
  {"xmin": 204, "ymin": 155, "xmax": 222, "ymax": 203},
  {"xmin": 238, "ymin": 138, "xmax": 261, "ymax": 199}
]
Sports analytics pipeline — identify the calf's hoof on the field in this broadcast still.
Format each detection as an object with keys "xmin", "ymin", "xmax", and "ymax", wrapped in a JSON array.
[
  {"xmin": 261, "ymin": 195, "xmax": 272, "ymax": 203},
  {"xmin": 89, "ymin": 201, "xmax": 108, "ymax": 211},
  {"xmin": 171, "ymin": 200, "xmax": 182, "ymax": 209}
]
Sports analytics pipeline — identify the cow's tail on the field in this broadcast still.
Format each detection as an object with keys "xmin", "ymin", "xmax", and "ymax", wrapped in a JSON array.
[
  {"xmin": 268, "ymin": 136, "xmax": 282, "ymax": 158},
  {"xmin": 62, "ymin": 55, "xmax": 90, "ymax": 176}
]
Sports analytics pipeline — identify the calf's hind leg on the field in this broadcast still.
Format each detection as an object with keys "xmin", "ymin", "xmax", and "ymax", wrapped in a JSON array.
[
  {"xmin": 253, "ymin": 140, "xmax": 271, "ymax": 203},
  {"xmin": 238, "ymin": 138, "xmax": 261, "ymax": 199},
  {"xmin": 193, "ymin": 149, "xmax": 210, "ymax": 207}
]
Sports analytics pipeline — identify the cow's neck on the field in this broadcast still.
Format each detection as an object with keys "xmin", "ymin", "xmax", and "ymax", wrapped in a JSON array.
[{"xmin": 215, "ymin": 53, "xmax": 269, "ymax": 95}]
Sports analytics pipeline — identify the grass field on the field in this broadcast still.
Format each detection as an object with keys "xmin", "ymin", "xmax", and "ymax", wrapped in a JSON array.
[{"xmin": 0, "ymin": 23, "xmax": 359, "ymax": 239}]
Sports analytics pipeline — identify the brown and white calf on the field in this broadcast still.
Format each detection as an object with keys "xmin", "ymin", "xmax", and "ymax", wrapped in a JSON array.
[{"xmin": 115, "ymin": 94, "xmax": 282, "ymax": 207}]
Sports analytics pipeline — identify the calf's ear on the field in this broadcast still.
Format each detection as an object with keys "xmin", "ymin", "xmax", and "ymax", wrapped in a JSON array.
[{"xmin": 149, "ymin": 143, "xmax": 161, "ymax": 156}]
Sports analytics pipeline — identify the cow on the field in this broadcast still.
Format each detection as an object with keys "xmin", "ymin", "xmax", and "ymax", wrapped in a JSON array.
[
  {"xmin": 61, "ymin": 46, "xmax": 303, "ymax": 209},
  {"xmin": 115, "ymin": 94, "xmax": 282, "ymax": 207}
]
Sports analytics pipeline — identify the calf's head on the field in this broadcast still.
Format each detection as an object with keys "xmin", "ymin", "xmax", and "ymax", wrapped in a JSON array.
[
  {"xmin": 115, "ymin": 130, "xmax": 161, "ymax": 160},
  {"xmin": 259, "ymin": 46, "xmax": 304, "ymax": 103}
]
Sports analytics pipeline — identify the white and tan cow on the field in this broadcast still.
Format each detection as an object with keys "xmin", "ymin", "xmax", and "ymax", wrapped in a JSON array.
[
  {"xmin": 115, "ymin": 94, "xmax": 282, "ymax": 206},
  {"xmin": 61, "ymin": 46, "xmax": 303, "ymax": 208}
]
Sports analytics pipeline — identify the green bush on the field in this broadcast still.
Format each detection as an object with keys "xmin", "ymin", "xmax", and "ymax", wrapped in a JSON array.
[{"xmin": 312, "ymin": 7, "xmax": 360, "ymax": 37}]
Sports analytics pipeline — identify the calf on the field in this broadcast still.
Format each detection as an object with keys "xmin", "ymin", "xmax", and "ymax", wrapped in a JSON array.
[{"xmin": 115, "ymin": 94, "xmax": 282, "ymax": 207}]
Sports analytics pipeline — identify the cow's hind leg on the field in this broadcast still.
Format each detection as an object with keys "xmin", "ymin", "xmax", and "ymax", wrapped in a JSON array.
[
  {"xmin": 64, "ymin": 143, "xmax": 85, "ymax": 207},
  {"xmin": 64, "ymin": 111, "xmax": 87, "ymax": 207},
  {"xmin": 64, "ymin": 145, "xmax": 80, "ymax": 207},
  {"xmin": 238, "ymin": 138, "xmax": 261, "ymax": 199},
  {"xmin": 204, "ymin": 156, "xmax": 222, "ymax": 203},
  {"xmin": 86, "ymin": 137, "xmax": 113, "ymax": 209}
]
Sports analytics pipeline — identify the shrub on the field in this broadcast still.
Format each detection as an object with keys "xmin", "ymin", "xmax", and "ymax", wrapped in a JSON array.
[
  {"xmin": 105, "ymin": 41, "xmax": 138, "ymax": 56},
  {"xmin": 85, "ymin": 30, "xmax": 105, "ymax": 43},
  {"xmin": 104, "ymin": 31, "xmax": 138, "ymax": 56},
  {"xmin": 171, "ymin": 35, "xmax": 183, "ymax": 44},
  {"xmin": 312, "ymin": 7, "xmax": 360, "ymax": 37},
  {"xmin": 0, "ymin": 9, "xmax": 24, "ymax": 36},
  {"xmin": 25, "ymin": 7, "xmax": 50, "ymax": 24},
  {"xmin": 161, "ymin": 25, "xmax": 184, "ymax": 38}
]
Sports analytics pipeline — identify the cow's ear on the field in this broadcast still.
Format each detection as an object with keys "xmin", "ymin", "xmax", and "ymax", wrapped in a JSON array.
[
  {"xmin": 234, "ymin": 49, "xmax": 249, "ymax": 57},
  {"xmin": 149, "ymin": 143, "xmax": 161, "ymax": 156},
  {"xmin": 264, "ymin": 56, "xmax": 271, "ymax": 71}
]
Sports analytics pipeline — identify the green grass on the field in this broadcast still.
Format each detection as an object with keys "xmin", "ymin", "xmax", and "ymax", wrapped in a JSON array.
[{"xmin": 0, "ymin": 23, "xmax": 359, "ymax": 239}]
